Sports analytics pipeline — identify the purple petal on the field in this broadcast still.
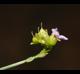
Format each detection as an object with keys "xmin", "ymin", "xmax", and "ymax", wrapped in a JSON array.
[
  {"xmin": 58, "ymin": 35, "xmax": 68, "ymax": 40},
  {"xmin": 51, "ymin": 28, "xmax": 68, "ymax": 41},
  {"xmin": 51, "ymin": 28, "xmax": 60, "ymax": 36}
]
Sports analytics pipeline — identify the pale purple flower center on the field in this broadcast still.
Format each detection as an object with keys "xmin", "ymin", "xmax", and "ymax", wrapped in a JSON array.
[{"xmin": 51, "ymin": 28, "xmax": 68, "ymax": 40}]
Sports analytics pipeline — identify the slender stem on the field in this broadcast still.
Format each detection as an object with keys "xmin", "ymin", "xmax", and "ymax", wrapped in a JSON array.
[
  {"xmin": 0, "ymin": 56, "xmax": 34, "ymax": 70},
  {"xmin": 0, "ymin": 48, "xmax": 50, "ymax": 70},
  {"xmin": 0, "ymin": 59, "xmax": 27, "ymax": 70}
]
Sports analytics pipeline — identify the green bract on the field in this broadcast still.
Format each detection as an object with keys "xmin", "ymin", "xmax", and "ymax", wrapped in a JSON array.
[
  {"xmin": 47, "ymin": 34, "xmax": 57, "ymax": 46},
  {"xmin": 30, "ymin": 26, "xmax": 57, "ymax": 47}
]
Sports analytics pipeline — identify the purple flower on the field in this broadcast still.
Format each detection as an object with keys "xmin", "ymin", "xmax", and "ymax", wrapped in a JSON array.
[{"xmin": 51, "ymin": 28, "xmax": 68, "ymax": 40}]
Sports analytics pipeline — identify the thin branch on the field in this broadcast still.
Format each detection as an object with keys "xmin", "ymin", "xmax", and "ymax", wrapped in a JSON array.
[{"xmin": 0, "ymin": 48, "xmax": 49, "ymax": 70}]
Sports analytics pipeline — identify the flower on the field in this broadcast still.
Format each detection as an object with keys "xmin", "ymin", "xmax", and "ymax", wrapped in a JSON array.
[
  {"xmin": 51, "ymin": 28, "xmax": 68, "ymax": 41},
  {"xmin": 30, "ymin": 26, "xmax": 57, "ymax": 46}
]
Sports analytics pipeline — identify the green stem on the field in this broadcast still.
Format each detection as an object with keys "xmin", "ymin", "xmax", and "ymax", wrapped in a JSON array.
[
  {"xmin": 0, "ymin": 59, "xmax": 26, "ymax": 70},
  {"xmin": 0, "ymin": 57, "xmax": 34, "ymax": 70},
  {"xmin": 0, "ymin": 48, "xmax": 50, "ymax": 70}
]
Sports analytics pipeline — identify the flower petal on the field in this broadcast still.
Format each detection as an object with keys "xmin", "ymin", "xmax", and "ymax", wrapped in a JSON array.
[
  {"xmin": 58, "ymin": 35, "xmax": 68, "ymax": 40},
  {"xmin": 51, "ymin": 28, "xmax": 60, "ymax": 36}
]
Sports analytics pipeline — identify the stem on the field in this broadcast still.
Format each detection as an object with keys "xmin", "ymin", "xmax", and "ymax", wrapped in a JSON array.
[
  {"xmin": 0, "ymin": 48, "xmax": 50, "ymax": 70},
  {"xmin": 0, "ymin": 56, "xmax": 34, "ymax": 70},
  {"xmin": 0, "ymin": 59, "xmax": 26, "ymax": 70}
]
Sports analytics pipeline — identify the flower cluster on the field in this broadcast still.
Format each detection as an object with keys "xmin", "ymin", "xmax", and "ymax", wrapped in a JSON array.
[{"xmin": 30, "ymin": 23, "xmax": 68, "ymax": 47}]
